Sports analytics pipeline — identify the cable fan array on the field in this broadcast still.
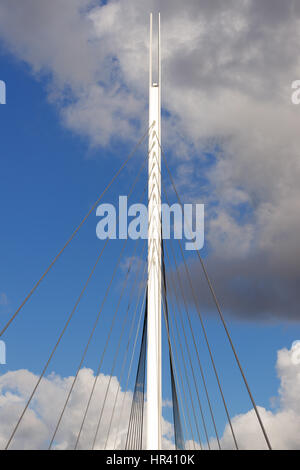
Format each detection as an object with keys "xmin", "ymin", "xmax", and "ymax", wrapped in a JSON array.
[{"xmin": 0, "ymin": 126, "xmax": 272, "ymax": 450}]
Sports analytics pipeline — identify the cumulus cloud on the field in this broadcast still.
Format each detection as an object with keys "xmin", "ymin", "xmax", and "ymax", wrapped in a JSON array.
[
  {"xmin": 1, "ymin": 343, "xmax": 300, "ymax": 450},
  {"xmin": 0, "ymin": 1, "xmax": 300, "ymax": 320},
  {"xmin": 171, "ymin": 245, "xmax": 300, "ymax": 321},
  {"xmin": 0, "ymin": 367, "xmax": 174, "ymax": 450},
  {"xmin": 212, "ymin": 341, "xmax": 300, "ymax": 449},
  {"xmin": 0, "ymin": 0, "xmax": 146, "ymax": 146}
]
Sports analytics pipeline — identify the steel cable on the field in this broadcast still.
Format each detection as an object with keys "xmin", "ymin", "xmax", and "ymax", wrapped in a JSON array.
[
  {"xmin": 164, "ymin": 240, "xmax": 221, "ymax": 449},
  {"xmin": 156, "ymin": 132, "xmax": 272, "ymax": 450},
  {"xmin": 0, "ymin": 123, "xmax": 154, "ymax": 338}
]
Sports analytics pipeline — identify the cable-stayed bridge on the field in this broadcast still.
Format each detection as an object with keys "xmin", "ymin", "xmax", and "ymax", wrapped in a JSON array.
[{"xmin": 0, "ymin": 14, "xmax": 272, "ymax": 451}]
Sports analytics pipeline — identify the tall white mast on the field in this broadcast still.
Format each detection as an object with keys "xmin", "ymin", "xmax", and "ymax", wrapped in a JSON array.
[{"xmin": 147, "ymin": 12, "xmax": 162, "ymax": 450}]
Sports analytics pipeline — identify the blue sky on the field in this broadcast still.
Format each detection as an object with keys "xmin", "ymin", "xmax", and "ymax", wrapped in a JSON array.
[
  {"xmin": 1, "ymin": 42, "xmax": 300, "ymax": 441},
  {"xmin": 1, "ymin": 0, "xmax": 300, "ymax": 450}
]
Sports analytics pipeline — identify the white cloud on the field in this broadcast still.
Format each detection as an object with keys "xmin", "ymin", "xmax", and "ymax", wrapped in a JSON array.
[
  {"xmin": 1, "ymin": 343, "xmax": 300, "ymax": 449},
  {"xmin": 1, "ymin": 1, "xmax": 300, "ymax": 319},
  {"xmin": 0, "ymin": 367, "xmax": 174, "ymax": 450},
  {"xmin": 209, "ymin": 341, "xmax": 300, "ymax": 449}
]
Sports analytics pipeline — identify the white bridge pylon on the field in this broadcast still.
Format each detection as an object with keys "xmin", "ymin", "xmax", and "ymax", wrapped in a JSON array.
[{"xmin": 147, "ymin": 12, "xmax": 162, "ymax": 450}]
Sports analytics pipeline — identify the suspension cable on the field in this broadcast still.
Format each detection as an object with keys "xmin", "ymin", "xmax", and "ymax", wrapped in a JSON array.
[
  {"xmin": 164, "ymin": 240, "xmax": 221, "ymax": 449},
  {"xmin": 0, "ymin": 123, "xmax": 154, "ymax": 339},
  {"xmin": 150, "ymin": 144, "xmax": 237, "ymax": 448},
  {"xmin": 76, "ymin": 239, "xmax": 147, "ymax": 450},
  {"xmin": 92, "ymin": 189, "xmax": 159, "ymax": 450},
  {"xmin": 82, "ymin": 184, "xmax": 156, "ymax": 450},
  {"xmin": 4, "ymin": 238, "xmax": 109, "ymax": 450},
  {"xmin": 104, "ymin": 251, "xmax": 148, "ymax": 449},
  {"xmin": 161, "ymin": 241, "xmax": 185, "ymax": 450},
  {"xmin": 162, "ymin": 257, "xmax": 203, "ymax": 447},
  {"xmin": 156, "ymin": 133, "xmax": 272, "ymax": 450},
  {"xmin": 112, "ymin": 284, "xmax": 148, "ymax": 450},
  {"xmin": 48, "ymin": 180, "xmax": 149, "ymax": 449},
  {"xmin": 125, "ymin": 301, "xmax": 147, "ymax": 450},
  {"xmin": 163, "ymin": 240, "xmax": 210, "ymax": 449},
  {"xmin": 151, "ymin": 237, "xmax": 196, "ymax": 450},
  {"xmin": 159, "ymin": 175, "xmax": 238, "ymax": 449},
  {"xmin": 5, "ymin": 133, "xmax": 151, "ymax": 450}
]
